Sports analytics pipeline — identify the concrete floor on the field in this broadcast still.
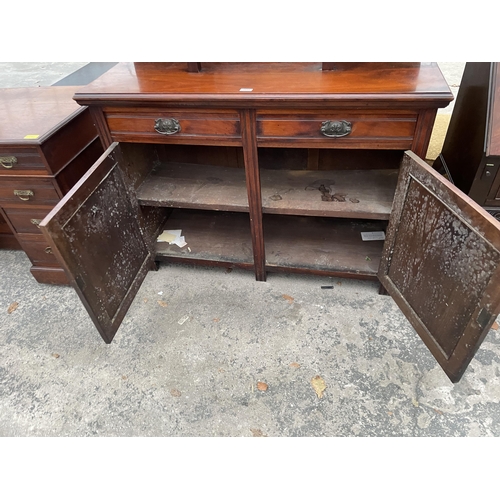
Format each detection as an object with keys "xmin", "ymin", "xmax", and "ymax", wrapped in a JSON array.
[{"xmin": 2, "ymin": 62, "xmax": 500, "ymax": 437}]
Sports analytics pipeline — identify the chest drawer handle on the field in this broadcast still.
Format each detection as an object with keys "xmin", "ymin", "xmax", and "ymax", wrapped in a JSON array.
[
  {"xmin": 30, "ymin": 219, "xmax": 42, "ymax": 227},
  {"xmin": 45, "ymin": 246, "xmax": 53, "ymax": 254},
  {"xmin": 320, "ymin": 120, "xmax": 352, "ymax": 138},
  {"xmin": 154, "ymin": 118, "xmax": 181, "ymax": 135},
  {"xmin": 14, "ymin": 189, "xmax": 34, "ymax": 201},
  {"xmin": 0, "ymin": 156, "xmax": 18, "ymax": 169}
]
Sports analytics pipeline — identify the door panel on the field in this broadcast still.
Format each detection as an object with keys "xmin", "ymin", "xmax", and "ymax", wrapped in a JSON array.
[
  {"xmin": 40, "ymin": 143, "xmax": 154, "ymax": 343},
  {"xmin": 379, "ymin": 151, "xmax": 500, "ymax": 382}
]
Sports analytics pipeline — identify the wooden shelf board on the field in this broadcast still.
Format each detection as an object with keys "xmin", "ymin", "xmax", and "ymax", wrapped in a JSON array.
[
  {"xmin": 261, "ymin": 168, "xmax": 398, "ymax": 219},
  {"xmin": 154, "ymin": 210, "xmax": 387, "ymax": 278},
  {"xmin": 155, "ymin": 209, "xmax": 254, "ymax": 265},
  {"xmin": 138, "ymin": 162, "xmax": 398, "ymax": 220},
  {"xmin": 264, "ymin": 214, "xmax": 387, "ymax": 277},
  {"xmin": 137, "ymin": 162, "xmax": 249, "ymax": 212}
]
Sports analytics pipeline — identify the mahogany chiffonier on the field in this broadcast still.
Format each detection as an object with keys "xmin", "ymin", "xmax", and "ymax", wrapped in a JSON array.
[
  {"xmin": 0, "ymin": 86, "xmax": 103, "ymax": 284},
  {"xmin": 40, "ymin": 63, "xmax": 500, "ymax": 382}
]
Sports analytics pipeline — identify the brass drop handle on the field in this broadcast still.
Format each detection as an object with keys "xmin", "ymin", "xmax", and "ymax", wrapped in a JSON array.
[
  {"xmin": 154, "ymin": 118, "xmax": 181, "ymax": 135},
  {"xmin": 30, "ymin": 219, "xmax": 42, "ymax": 228},
  {"xmin": 14, "ymin": 189, "xmax": 34, "ymax": 201},
  {"xmin": 45, "ymin": 246, "xmax": 53, "ymax": 254},
  {"xmin": 320, "ymin": 120, "xmax": 352, "ymax": 138},
  {"xmin": 0, "ymin": 156, "xmax": 18, "ymax": 169}
]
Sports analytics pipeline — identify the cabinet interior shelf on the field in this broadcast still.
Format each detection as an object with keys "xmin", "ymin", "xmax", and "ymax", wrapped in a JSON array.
[
  {"xmin": 136, "ymin": 161, "xmax": 398, "ymax": 219},
  {"xmin": 264, "ymin": 214, "xmax": 386, "ymax": 277},
  {"xmin": 155, "ymin": 209, "xmax": 254, "ymax": 267},
  {"xmin": 155, "ymin": 209, "xmax": 386, "ymax": 278},
  {"xmin": 137, "ymin": 162, "xmax": 249, "ymax": 212}
]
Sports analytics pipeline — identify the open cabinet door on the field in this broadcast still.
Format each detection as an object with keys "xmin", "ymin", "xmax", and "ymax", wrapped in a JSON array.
[
  {"xmin": 379, "ymin": 151, "xmax": 500, "ymax": 382},
  {"xmin": 40, "ymin": 143, "xmax": 156, "ymax": 343}
]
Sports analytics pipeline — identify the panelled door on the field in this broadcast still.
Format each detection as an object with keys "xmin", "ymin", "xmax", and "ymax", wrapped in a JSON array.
[
  {"xmin": 39, "ymin": 143, "xmax": 163, "ymax": 343},
  {"xmin": 379, "ymin": 151, "xmax": 500, "ymax": 382}
]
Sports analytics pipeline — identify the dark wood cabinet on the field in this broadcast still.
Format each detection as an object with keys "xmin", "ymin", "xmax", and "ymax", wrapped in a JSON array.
[
  {"xmin": 39, "ymin": 63, "xmax": 500, "ymax": 382},
  {"xmin": 0, "ymin": 86, "xmax": 104, "ymax": 284},
  {"xmin": 434, "ymin": 62, "xmax": 500, "ymax": 214}
]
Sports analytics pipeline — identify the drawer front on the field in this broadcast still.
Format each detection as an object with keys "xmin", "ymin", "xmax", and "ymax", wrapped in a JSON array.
[
  {"xmin": 256, "ymin": 110, "xmax": 418, "ymax": 148},
  {"xmin": 3, "ymin": 206, "xmax": 53, "ymax": 234},
  {"xmin": 16, "ymin": 233, "xmax": 60, "ymax": 267},
  {"xmin": 0, "ymin": 177, "xmax": 60, "ymax": 205},
  {"xmin": 0, "ymin": 147, "xmax": 46, "ymax": 175},
  {"xmin": 105, "ymin": 108, "xmax": 241, "ymax": 145}
]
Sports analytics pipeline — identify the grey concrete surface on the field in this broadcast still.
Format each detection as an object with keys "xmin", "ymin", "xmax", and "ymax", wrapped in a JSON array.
[
  {"xmin": 2, "ymin": 62, "xmax": 500, "ymax": 437},
  {"xmin": 0, "ymin": 62, "xmax": 89, "ymax": 87}
]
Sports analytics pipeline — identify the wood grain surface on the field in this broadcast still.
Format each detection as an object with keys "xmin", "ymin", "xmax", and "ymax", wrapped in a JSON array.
[
  {"xmin": 74, "ymin": 63, "xmax": 453, "ymax": 108},
  {"xmin": 0, "ymin": 86, "xmax": 84, "ymax": 143}
]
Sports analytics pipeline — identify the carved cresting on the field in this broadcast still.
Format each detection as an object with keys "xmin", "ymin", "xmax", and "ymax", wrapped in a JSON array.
[
  {"xmin": 154, "ymin": 118, "xmax": 181, "ymax": 135},
  {"xmin": 320, "ymin": 120, "xmax": 352, "ymax": 138}
]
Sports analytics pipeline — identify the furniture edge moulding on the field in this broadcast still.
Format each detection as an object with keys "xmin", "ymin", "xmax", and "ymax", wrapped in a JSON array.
[{"xmin": 72, "ymin": 94, "xmax": 454, "ymax": 111}]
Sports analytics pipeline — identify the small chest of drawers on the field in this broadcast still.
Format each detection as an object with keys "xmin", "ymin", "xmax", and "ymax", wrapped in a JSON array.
[{"xmin": 0, "ymin": 86, "xmax": 103, "ymax": 284}]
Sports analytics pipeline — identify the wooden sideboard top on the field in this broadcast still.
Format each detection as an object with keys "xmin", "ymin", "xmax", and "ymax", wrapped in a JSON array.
[
  {"xmin": 73, "ymin": 62, "xmax": 453, "ymax": 108},
  {"xmin": 0, "ymin": 86, "xmax": 84, "ymax": 145}
]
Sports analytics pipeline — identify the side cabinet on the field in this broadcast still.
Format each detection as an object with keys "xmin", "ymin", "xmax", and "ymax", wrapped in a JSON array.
[
  {"xmin": 434, "ymin": 62, "xmax": 500, "ymax": 215},
  {"xmin": 0, "ymin": 87, "xmax": 104, "ymax": 285}
]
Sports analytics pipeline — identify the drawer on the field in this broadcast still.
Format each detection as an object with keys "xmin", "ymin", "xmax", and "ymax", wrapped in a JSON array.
[
  {"xmin": 16, "ymin": 233, "xmax": 60, "ymax": 267},
  {"xmin": 104, "ymin": 108, "xmax": 241, "ymax": 145},
  {"xmin": 0, "ymin": 147, "xmax": 46, "ymax": 175},
  {"xmin": 3, "ymin": 206, "xmax": 53, "ymax": 234},
  {"xmin": 0, "ymin": 177, "xmax": 60, "ymax": 205},
  {"xmin": 256, "ymin": 110, "xmax": 418, "ymax": 148}
]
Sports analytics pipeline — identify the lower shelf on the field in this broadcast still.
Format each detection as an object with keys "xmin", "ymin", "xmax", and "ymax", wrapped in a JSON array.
[
  {"xmin": 264, "ymin": 214, "xmax": 386, "ymax": 278},
  {"xmin": 154, "ymin": 209, "xmax": 386, "ymax": 279},
  {"xmin": 155, "ymin": 209, "xmax": 254, "ymax": 268}
]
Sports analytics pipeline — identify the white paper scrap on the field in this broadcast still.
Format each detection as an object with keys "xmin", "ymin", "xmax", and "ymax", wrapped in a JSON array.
[
  {"xmin": 239, "ymin": 88, "xmax": 253, "ymax": 92},
  {"xmin": 172, "ymin": 236, "xmax": 187, "ymax": 248},
  {"xmin": 157, "ymin": 229, "xmax": 182, "ymax": 243},
  {"xmin": 361, "ymin": 231, "xmax": 385, "ymax": 241}
]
